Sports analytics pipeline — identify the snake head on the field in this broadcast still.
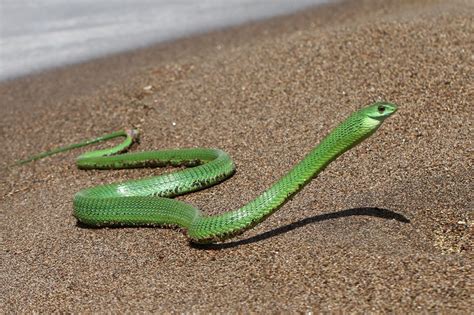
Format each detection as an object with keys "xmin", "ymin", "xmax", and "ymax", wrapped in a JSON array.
[{"xmin": 364, "ymin": 102, "xmax": 398, "ymax": 121}]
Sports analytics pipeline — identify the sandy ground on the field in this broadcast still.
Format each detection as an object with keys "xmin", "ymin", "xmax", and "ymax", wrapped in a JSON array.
[{"xmin": 1, "ymin": 0, "xmax": 472, "ymax": 312}]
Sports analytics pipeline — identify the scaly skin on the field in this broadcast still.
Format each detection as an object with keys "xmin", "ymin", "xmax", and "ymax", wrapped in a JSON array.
[{"xmin": 17, "ymin": 102, "xmax": 397, "ymax": 243}]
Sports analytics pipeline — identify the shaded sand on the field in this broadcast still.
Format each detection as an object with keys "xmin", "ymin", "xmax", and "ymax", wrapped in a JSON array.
[{"xmin": 1, "ymin": 0, "xmax": 472, "ymax": 312}]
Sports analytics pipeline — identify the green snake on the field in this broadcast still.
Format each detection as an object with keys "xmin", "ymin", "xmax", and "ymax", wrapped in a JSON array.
[{"xmin": 17, "ymin": 102, "xmax": 397, "ymax": 243}]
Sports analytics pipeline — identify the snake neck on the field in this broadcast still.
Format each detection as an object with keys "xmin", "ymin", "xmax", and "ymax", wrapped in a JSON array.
[{"xmin": 189, "ymin": 113, "xmax": 381, "ymax": 242}]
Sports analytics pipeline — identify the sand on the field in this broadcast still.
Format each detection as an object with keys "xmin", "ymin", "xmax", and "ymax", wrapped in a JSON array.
[{"xmin": 1, "ymin": 0, "xmax": 472, "ymax": 312}]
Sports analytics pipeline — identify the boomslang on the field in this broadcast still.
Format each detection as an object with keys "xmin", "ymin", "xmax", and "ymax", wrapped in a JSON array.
[{"xmin": 17, "ymin": 102, "xmax": 397, "ymax": 244}]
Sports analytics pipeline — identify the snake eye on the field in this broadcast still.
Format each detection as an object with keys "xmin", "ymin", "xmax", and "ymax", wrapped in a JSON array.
[{"xmin": 377, "ymin": 105, "xmax": 386, "ymax": 113}]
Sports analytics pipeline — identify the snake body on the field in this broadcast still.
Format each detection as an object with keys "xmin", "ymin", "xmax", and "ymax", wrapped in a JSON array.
[{"xmin": 18, "ymin": 102, "xmax": 397, "ymax": 243}]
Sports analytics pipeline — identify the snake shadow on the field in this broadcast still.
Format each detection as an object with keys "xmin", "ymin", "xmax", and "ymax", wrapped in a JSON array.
[{"xmin": 191, "ymin": 207, "xmax": 410, "ymax": 250}]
